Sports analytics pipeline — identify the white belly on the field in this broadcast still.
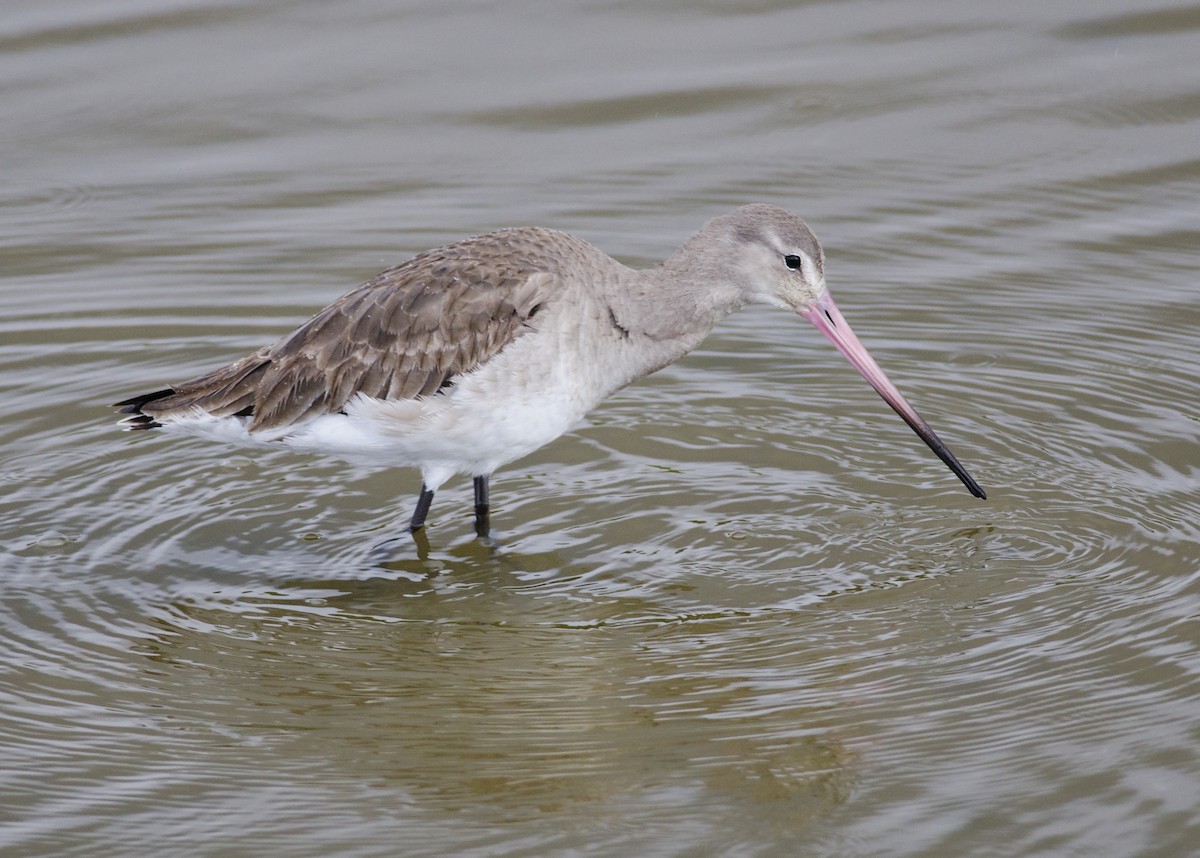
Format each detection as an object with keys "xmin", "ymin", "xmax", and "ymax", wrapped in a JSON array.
[{"xmin": 285, "ymin": 291, "xmax": 668, "ymax": 488}]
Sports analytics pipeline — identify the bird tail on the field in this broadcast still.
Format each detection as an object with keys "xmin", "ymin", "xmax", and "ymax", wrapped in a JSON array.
[{"xmin": 112, "ymin": 389, "xmax": 175, "ymax": 429}]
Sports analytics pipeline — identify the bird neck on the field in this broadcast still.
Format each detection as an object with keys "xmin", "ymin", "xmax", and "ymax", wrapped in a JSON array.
[{"xmin": 623, "ymin": 248, "xmax": 747, "ymax": 341}]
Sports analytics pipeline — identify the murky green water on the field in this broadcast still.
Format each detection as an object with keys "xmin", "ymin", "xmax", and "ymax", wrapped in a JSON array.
[{"xmin": 3, "ymin": 1, "xmax": 1199, "ymax": 855}]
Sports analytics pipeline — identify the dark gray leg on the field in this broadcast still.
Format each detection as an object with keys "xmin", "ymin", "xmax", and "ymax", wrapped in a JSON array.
[
  {"xmin": 473, "ymin": 475, "xmax": 490, "ymax": 539},
  {"xmin": 410, "ymin": 484, "xmax": 435, "ymax": 532}
]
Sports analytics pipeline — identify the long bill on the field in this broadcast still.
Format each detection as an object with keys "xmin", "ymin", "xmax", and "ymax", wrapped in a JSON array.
[{"xmin": 799, "ymin": 290, "xmax": 987, "ymax": 499}]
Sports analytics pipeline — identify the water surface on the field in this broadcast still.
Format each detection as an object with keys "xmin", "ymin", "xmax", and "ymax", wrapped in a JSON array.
[{"xmin": 3, "ymin": 1, "xmax": 1199, "ymax": 855}]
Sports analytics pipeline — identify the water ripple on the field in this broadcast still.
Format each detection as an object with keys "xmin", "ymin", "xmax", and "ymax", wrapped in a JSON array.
[{"xmin": 3, "ymin": 0, "xmax": 1200, "ymax": 851}]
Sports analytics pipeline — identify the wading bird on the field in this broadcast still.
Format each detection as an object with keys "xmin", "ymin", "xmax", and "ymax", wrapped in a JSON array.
[{"xmin": 115, "ymin": 204, "xmax": 986, "ymax": 538}]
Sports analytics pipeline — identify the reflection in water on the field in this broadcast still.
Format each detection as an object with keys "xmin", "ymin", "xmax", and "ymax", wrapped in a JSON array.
[{"xmin": 133, "ymin": 568, "xmax": 854, "ymax": 831}]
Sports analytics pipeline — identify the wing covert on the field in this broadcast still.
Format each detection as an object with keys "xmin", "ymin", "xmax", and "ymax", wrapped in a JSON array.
[{"xmin": 134, "ymin": 234, "xmax": 564, "ymax": 433}]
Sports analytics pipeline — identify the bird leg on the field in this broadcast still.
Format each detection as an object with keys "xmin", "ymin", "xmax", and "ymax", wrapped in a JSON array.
[
  {"xmin": 473, "ymin": 475, "xmax": 491, "ymax": 539},
  {"xmin": 409, "ymin": 484, "xmax": 435, "ymax": 532}
]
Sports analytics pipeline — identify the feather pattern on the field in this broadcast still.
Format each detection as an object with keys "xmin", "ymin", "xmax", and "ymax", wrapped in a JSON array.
[{"xmin": 118, "ymin": 228, "xmax": 580, "ymax": 433}]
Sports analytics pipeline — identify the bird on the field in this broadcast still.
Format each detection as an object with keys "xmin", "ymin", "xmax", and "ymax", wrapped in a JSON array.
[{"xmin": 114, "ymin": 204, "xmax": 986, "ymax": 538}]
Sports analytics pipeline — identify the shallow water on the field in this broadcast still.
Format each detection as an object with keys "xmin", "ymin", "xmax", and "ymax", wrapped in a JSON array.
[{"xmin": 3, "ymin": 0, "xmax": 1199, "ymax": 855}]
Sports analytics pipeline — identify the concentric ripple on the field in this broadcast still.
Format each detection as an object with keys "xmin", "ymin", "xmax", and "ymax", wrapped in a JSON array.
[{"xmin": 4, "ymin": 0, "xmax": 1200, "ymax": 854}]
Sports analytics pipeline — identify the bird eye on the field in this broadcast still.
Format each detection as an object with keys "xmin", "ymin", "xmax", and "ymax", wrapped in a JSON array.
[{"xmin": 783, "ymin": 254, "xmax": 803, "ymax": 271}]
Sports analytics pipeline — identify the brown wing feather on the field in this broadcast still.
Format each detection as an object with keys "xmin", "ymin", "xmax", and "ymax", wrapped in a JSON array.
[{"xmin": 126, "ymin": 228, "xmax": 570, "ymax": 433}]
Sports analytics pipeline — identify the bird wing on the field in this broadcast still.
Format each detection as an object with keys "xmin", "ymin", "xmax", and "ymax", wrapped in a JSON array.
[{"xmin": 122, "ymin": 231, "xmax": 562, "ymax": 434}]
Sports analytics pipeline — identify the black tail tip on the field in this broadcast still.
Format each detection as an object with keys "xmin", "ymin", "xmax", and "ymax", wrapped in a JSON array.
[{"xmin": 112, "ymin": 388, "xmax": 174, "ymax": 429}]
